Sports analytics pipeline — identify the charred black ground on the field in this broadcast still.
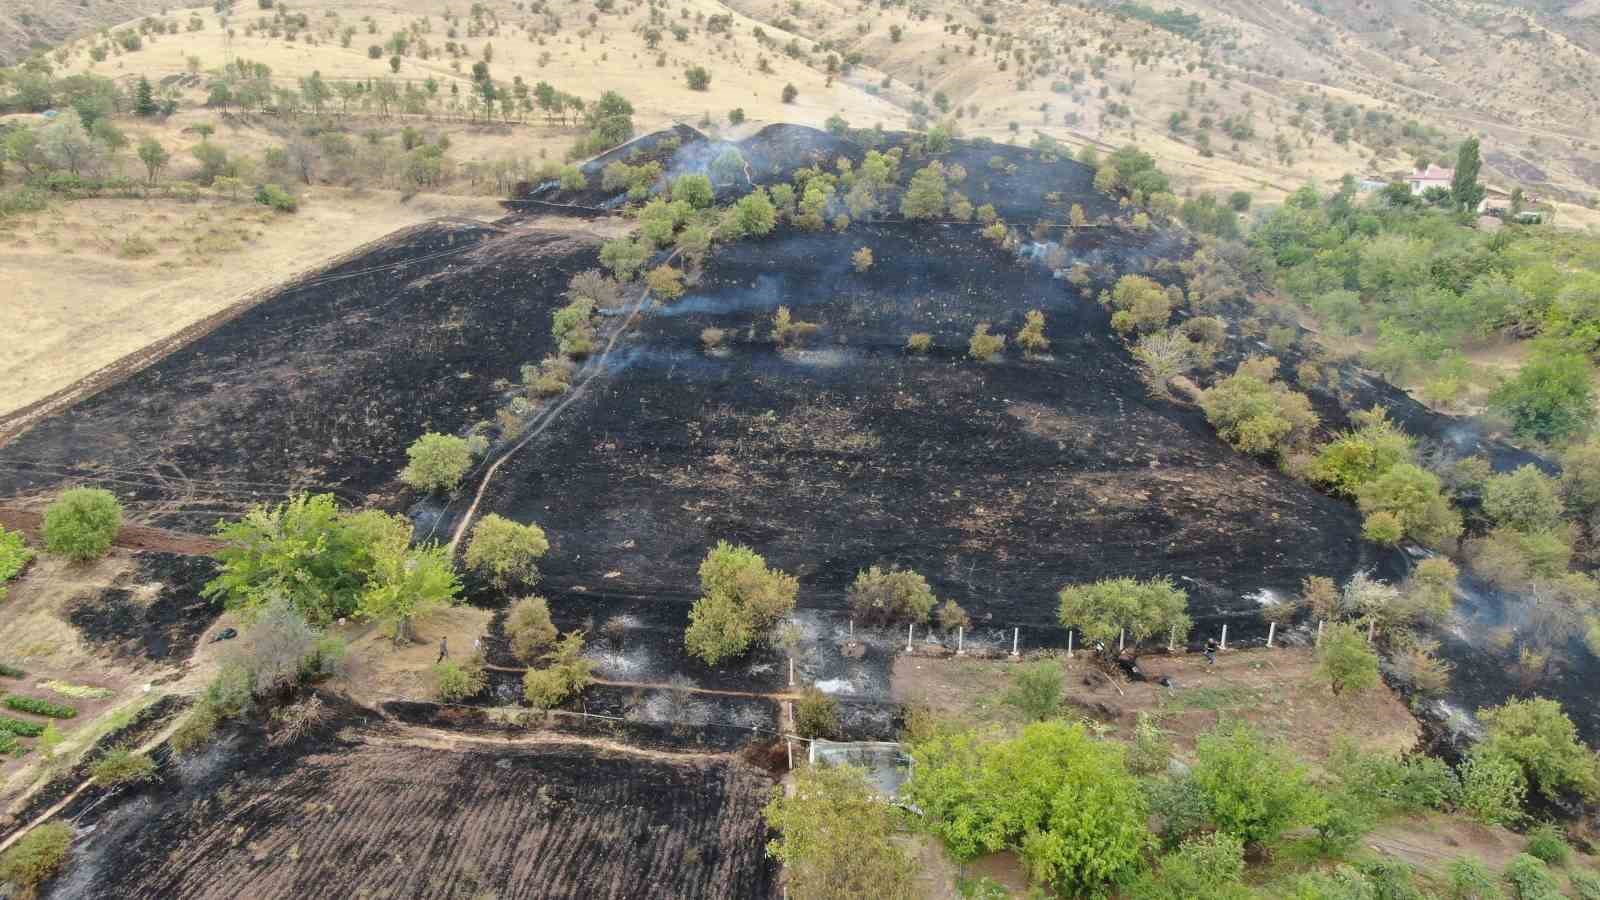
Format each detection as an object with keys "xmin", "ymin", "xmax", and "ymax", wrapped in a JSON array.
[{"xmin": 67, "ymin": 552, "xmax": 219, "ymax": 664}]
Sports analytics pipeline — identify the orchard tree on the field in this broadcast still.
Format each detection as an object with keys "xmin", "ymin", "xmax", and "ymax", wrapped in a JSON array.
[
  {"xmin": 42, "ymin": 487, "xmax": 122, "ymax": 561},
  {"xmin": 1192, "ymin": 721, "xmax": 1318, "ymax": 846},
  {"xmin": 1315, "ymin": 622, "xmax": 1379, "ymax": 695},
  {"xmin": 464, "ymin": 514, "xmax": 549, "ymax": 586},
  {"xmin": 399, "ymin": 433, "xmax": 474, "ymax": 492},
  {"xmin": 685, "ymin": 541, "xmax": 798, "ymax": 664}
]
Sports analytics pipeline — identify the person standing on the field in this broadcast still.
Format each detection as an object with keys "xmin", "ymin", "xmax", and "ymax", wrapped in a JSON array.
[{"xmin": 438, "ymin": 637, "xmax": 449, "ymax": 663}]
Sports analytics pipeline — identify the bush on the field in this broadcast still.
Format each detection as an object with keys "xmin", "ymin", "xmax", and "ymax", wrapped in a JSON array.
[
  {"xmin": 1316, "ymin": 622, "xmax": 1379, "ymax": 695},
  {"xmin": 1570, "ymin": 870, "xmax": 1600, "ymax": 900},
  {"xmin": 794, "ymin": 686, "xmax": 838, "ymax": 738},
  {"xmin": 0, "ymin": 527, "xmax": 32, "ymax": 598},
  {"xmin": 1199, "ymin": 366, "xmax": 1318, "ymax": 457},
  {"xmin": 1489, "ymin": 349, "xmax": 1595, "ymax": 444},
  {"xmin": 1483, "ymin": 465, "xmax": 1565, "ymax": 533},
  {"xmin": 968, "ymin": 323, "xmax": 1005, "ymax": 361},
  {"xmin": 4, "ymin": 696, "xmax": 76, "ymax": 719},
  {"xmin": 782, "ymin": 83, "xmax": 798, "ymax": 103},
  {"xmin": 936, "ymin": 599, "xmax": 970, "ymax": 632},
  {"xmin": 847, "ymin": 566, "xmax": 936, "ymax": 624},
  {"xmin": 522, "ymin": 631, "xmax": 593, "ymax": 708},
  {"xmin": 906, "ymin": 333, "xmax": 933, "ymax": 354},
  {"xmin": 1355, "ymin": 463, "xmax": 1463, "ymax": 549},
  {"xmin": 1460, "ymin": 752, "xmax": 1528, "ymax": 825},
  {"xmin": 254, "ymin": 182, "xmax": 297, "ymax": 212},
  {"xmin": 1103, "ymin": 274, "xmax": 1173, "ymax": 334},
  {"xmin": 1192, "ymin": 721, "xmax": 1317, "ymax": 845},
  {"xmin": 464, "ymin": 514, "xmax": 548, "ymax": 587},
  {"xmin": 1504, "ymin": 854, "xmax": 1562, "ymax": 900},
  {"xmin": 1128, "ymin": 832, "xmax": 1246, "ymax": 900},
  {"xmin": 645, "ymin": 264, "xmax": 685, "ymax": 301},
  {"xmin": 1477, "ymin": 697, "xmax": 1599, "ymax": 802},
  {"xmin": 1363, "ymin": 511, "xmax": 1405, "ymax": 545},
  {"xmin": 671, "ymin": 173, "xmax": 713, "ymax": 208},
  {"xmin": 1446, "ymin": 857, "xmax": 1504, "ymax": 900},
  {"xmin": 685, "ymin": 542, "xmax": 799, "ymax": 665},
  {"xmin": 0, "ymin": 716, "xmax": 45, "ymax": 737},
  {"xmin": 684, "ymin": 65, "xmax": 711, "ymax": 90},
  {"xmin": 169, "ymin": 702, "xmax": 221, "ymax": 756},
  {"xmin": 1057, "ymin": 576, "xmax": 1191, "ymax": 647},
  {"xmin": 1310, "ymin": 412, "xmax": 1415, "ymax": 497},
  {"xmin": 42, "ymin": 488, "xmax": 122, "ymax": 561},
  {"xmin": 399, "ymin": 432, "xmax": 474, "ymax": 493},
  {"xmin": 599, "ymin": 236, "xmax": 650, "ymax": 280},
  {"xmin": 1004, "ymin": 659, "xmax": 1063, "ymax": 720},
  {"xmin": 852, "ymin": 246, "xmax": 874, "ymax": 272},
  {"xmin": 505, "ymin": 596, "xmax": 557, "ymax": 661},
  {"xmin": 1016, "ymin": 310, "xmax": 1050, "ymax": 355},
  {"xmin": 91, "ymin": 748, "xmax": 156, "ymax": 786},
  {"xmin": 431, "ymin": 656, "xmax": 487, "ymax": 702},
  {"xmin": 1522, "ymin": 822, "xmax": 1568, "ymax": 866},
  {"xmin": 0, "ymin": 821, "xmax": 73, "ymax": 893}
]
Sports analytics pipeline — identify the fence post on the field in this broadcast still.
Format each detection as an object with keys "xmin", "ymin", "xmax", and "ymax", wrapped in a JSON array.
[
  {"xmin": 1011, "ymin": 627, "xmax": 1019, "ymax": 657},
  {"xmin": 1316, "ymin": 619, "xmax": 1324, "ymax": 646},
  {"xmin": 849, "ymin": 619, "xmax": 854, "ymax": 638},
  {"xmin": 1168, "ymin": 624, "xmax": 1177, "ymax": 653},
  {"xmin": 1367, "ymin": 619, "xmax": 1375, "ymax": 644},
  {"xmin": 788, "ymin": 657, "xmax": 795, "ymax": 688},
  {"xmin": 1067, "ymin": 630, "xmax": 1074, "ymax": 659},
  {"xmin": 907, "ymin": 623, "xmax": 914, "ymax": 653},
  {"xmin": 1118, "ymin": 629, "xmax": 1125, "ymax": 652},
  {"xmin": 1220, "ymin": 624, "xmax": 1228, "ymax": 650},
  {"xmin": 956, "ymin": 626, "xmax": 964, "ymax": 656},
  {"xmin": 787, "ymin": 739, "xmax": 793, "ymax": 770},
  {"xmin": 1267, "ymin": 621, "xmax": 1276, "ymax": 649}
]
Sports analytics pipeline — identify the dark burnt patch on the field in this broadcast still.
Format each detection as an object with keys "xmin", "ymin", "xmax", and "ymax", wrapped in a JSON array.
[{"xmin": 67, "ymin": 552, "xmax": 219, "ymax": 664}]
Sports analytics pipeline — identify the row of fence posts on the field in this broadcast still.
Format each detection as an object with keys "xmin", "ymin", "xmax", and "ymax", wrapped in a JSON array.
[{"xmin": 883, "ymin": 617, "xmax": 1361, "ymax": 658}]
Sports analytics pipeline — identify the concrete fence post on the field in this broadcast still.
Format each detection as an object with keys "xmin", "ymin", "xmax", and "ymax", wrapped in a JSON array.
[
  {"xmin": 1168, "ymin": 624, "xmax": 1177, "ymax": 653},
  {"xmin": 787, "ymin": 739, "xmax": 793, "ymax": 770},
  {"xmin": 1267, "ymin": 621, "xmax": 1276, "ymax": 649},
  {"xmin": 1011, "ymin": 627, "xmax": 1019, "ymax": 657},
  {"xmin": 1367, "ymin": 619, "xmax": 1375, "ymax": 644},
  {"xmin": 788, "ymin": 658, "xmax": 795, "ymax": 688},
  {"xmin": 1118, "ymin": 629, "xmax": 1125, "ymax": 652},
  {"xmin": 956, "ymin": 626, "xmax": 964, "ymax": 655},
  {"xmin": 849, "ymin": 619, "xmax": 854, "ymax": 638},
  {"xmin": 1067, "ymin": 630, "xmax": 1074, "ymax": 659},
  {"xmin": 906, "ymin": 623, "xmax": 914, "ymax": 653},
  {"xmin": 1316, "ymin": 620, "xmax": 1324, "ymax": 646},
  {"xmin": 1220, "ymin": 624, "xmax": 1228, "ymax": 650}
]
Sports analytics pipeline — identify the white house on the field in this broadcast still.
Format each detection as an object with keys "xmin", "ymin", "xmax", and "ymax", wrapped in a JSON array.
[{"xmin": 1406, "ymin": 164, "xmax": 1454, "ymax": 195}]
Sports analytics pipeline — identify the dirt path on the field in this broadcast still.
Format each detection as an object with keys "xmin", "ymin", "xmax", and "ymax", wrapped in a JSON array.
[
  {"xmin": 0, "ymin": 507, "xmax": 223, "ymax": 555},
  {"xmin": 444, "ymin": 250, "xmax": 677, "ymax": 556},
  {"xmin": 481, "ymin": 664, "xmax": 800, "ymax": 702},
  {"xmin": 365, "ymin": 721, "xmax": 734, "ymax": 762}
]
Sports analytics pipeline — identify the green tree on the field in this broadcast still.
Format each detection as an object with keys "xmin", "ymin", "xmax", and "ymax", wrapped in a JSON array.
[
  {"xmin": 205, "ymin": 493, "xmax": 376, "ymax": 623},
  {"xmin": 522, "ymin": 630, "xmax": 593, "ymax": 707},
  {"xmin": 1482, "ymin": 465, "xmax": 1564, "ymax": 533},
  {"xmin": 763, "ymin": 764, "xmax": 918, "ymax": 900},
  {"xmin": 1199, "ymin": 366, "xmax": 1318, "ymax": 457},
  {"xmin": 729, "ymin": 187, "xmax": 777, "ymax": 236},
  {"xmin": 1477, "ymin": 697, "xmax": 1599, "ymax": 802},
  {"xmin": 599, "ymin": 236, "xmax": 649, "ymax": 280},
  {"xmin": 685, "ymin": 542, "xmax": 798, "ymax": 664},
  {"xmin": 505, "ymin": 595, "xmax": 557, "ymax": 661},
  {"xmin": 684, "ymin": 65, "xmax": 711, "ymax": 90},
  {"xmin": 42, "ymin": 487, "xmax": 122, "ymax": 561},
  {"xmin": 794, "ymin": 686, "xmax": 839, "ymax": 738},
  {"xmin": 399, "ymin": 433, "xmax": 474, "ymax": 493},
  {"xmin": 1316, "ymin": 622, "xmax": 1379, "ymax": 696},
  {"xmin": 1058, "ymin": 576, "xmax": 1192, "ymax": 646},
  {"xmin": 671, "ymin": 173, "xmax": 714, "ymax": 208},
  {"xmin": 1004, "ymin": 659, "xmax": 1064, "ymax": 720},
  {"xmin": 1192, "ymin": 721, "xmax": 1318, "ymax": 846},
  {"xmin": 1489, "ymin": 349, "xmax": 1595, "ymax": 443},
  {"xmin": 356, "ymin": 527, "xmax": 460, "ymax": 641},
  {"xmin": 133, "ymin": 75, "xmax": 158, "ymax": 116},
  {"xmin": 1451, "ymin": 138, "xmax": 1485, "ymax": 214},
  {"xmin": 431, "ymin": 656, "xmax": 487, "ymax": 701},
  {"xmin": 1309, "ymin": 411, "xmax": 1415, "ymax": 497},
  {"xmin": 1355, "ymin": 463, "xmax": 1463, "ymax": 548},
  {"xmin": 847, "ymin": 566, "xmax": 936, "ymax": 623},
  {"xmin": 1103, "ymin": 274, "xmax": 1174, "ymax": 334},
  {"xmin": 464, "ymin": 514, "xmax": 548, "ymax": 587},
  {"xmin": 899, "ymin": 161, "xmax": 948, "ymax": 219}
]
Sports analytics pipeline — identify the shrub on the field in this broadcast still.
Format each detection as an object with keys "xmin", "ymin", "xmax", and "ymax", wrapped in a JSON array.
[
  {"xmin": 1570, "ymin": 870, "xmax": 1600, "ymax": 900},
  {"xmin": 254, "ymin": 182, "xmax": 297, "ymax": 212},
  {"xmin": 1103, "ymin": 274, "xmax": 1173, "ymax": 333},
  {"xmin": 169, "ymin": 702, "xmax": 221, "ymax": 756},
  {"xmin": 4, "ymin": 696, "xmax": 76, "ymax": 719},
  {"xmin": 1469, "ymin": 527, "xmax": 1573, "ymax": 589},
  {"xmin": 1459, "ymin": 752, "xmax": 1528, "ymax": 825},
  {"xmin": 1355, "ymin": 463, "xmax": 1463, "ymax": 549},
  {"xmin": 599, "ymin": 236, "xmax": 649, "ymax": 280},
  {"xmin": 399, "ymin": 433, "xmax": 473, "ymax": 493},
  {"xmin": 431, "ymin": 656, "xmax": 487, "ymax": 702},
  {"xmin": 671, "ymin": 173, "xmax": 713, "ymax": 208},
  {"xmin": 1058, "ymin": 576, "xmax": 1191, "ymax": 647},
  {"xmin": 522, "ymin": 631, "xmax": 593, "ymax": 707},
  {"xmin": 1489, "ymin": 349, "xmax": 1595, "ymax": 444},
  {"xmin": 684, "ymin": 65, "xmax": 711, "ymax": 90},
  {"xmin": 645, "ymin": 264, "xmax": 685, "ymax": 301},
  {"xmin": 936, "ymin": 599, "xmax": 970, "ymax": 632},
  {"xmin": 506, "ymin": 596, "xmax": 557, "ymax": 661},
  {"xmin": 852, "ymin": 246, "xmax": 873, "ymax": 272},
  {"xmin": 465, "ymin": 514, "xmax": 548, "ymax": 587},
  {"xmin": 0, "ymin": 821, "xmax": 73, "ymax": 893},
  {"xmin": 1127, "ymin": 712, "xmax": 1172, "ymax": 776},
  {"xmin": 42, "ymin": 488, "xmax": 122, "ymax": 561},
  {"xmin": 906, "ymin": 333, "xmax": 933, "ymax": 354},
  {"xmin": 1522, "ymin": 822, "xmax": 1568, "ymax": 866},
  {"xmin": 91, "ymin": 748, "xmax": 156, "ymax": 785},
  {"xmin": 1132, "ymin": 330, "xmax": 1193, "ymax": 398},
  {"xmin": 700, "ymin": 327, "xmax": 727, "ymax": 350},
  {"xmin": 1316, "ymin": 622, "xmax": 1379, "ymax": 695},
  {"xmin": 905, "ymin": 721, "xmax": 1148, "ymax": 895},
  {"xmin": 0, "ymin": 716, "xmax": 44, "ymax": 737},
  {"xmin": 1310, "ymin": 412, "xmax": 1416, "ymax": 496},
  {"xmin": 968, "ymin": 322, "xmax": 1005, "ymax": 360},
  {"xmin": 1363, "ymin": 511, "xmax": 1405, "ymax": 545},
  {"xmin": 1504, "ymin": 854, "xmax": 1562, "ymax": 900},
  {"xmin": 782, "ymin": 83, "xmax": 798, "ymax": 103},
  {"xmin": 900, "ymin": 161, "xmax": 948, "ymax": 219},
  {"xmin": 685, "ymin": 542, "xmax": 798, "ymax": 664},
  {"xmin": 1192, "ymin": 721, "xmax": 1317, "ymax": 846},
  {"xmin": 1016, "ymin": 310, "xmax": 1049, "ymax": 355},
  {"xmin": 770, "ymin": 306, "xmax": 819, "ymax": 347},
  {"xmin": 1128, "ymin": 832, "xmax": 1245, "ymax": 900},
  {"xmin": 0, "ymin": 527, "xmax": 32, "ymax": 600},
  {"xmin": 1482, "ymin": 465, "xmax": 1565, "ymax": 533},
  {"xmin": 794, "ymin": 686, "xmax": 838, "ymax": 738},
  {"xmin": 847, "ymin": 566, "xmax": 936, "ymax": 624},
  {"xmin": 1004, "ymin": 659, "xmax": 1063, "ymax": 721},
  {"xmin": 1477, "ymin": 697, "xmax": 1599, "ymax": 801},
  {"xmin": 1446, "ymin": 857, "xmax": 1504, "ymax": 900},
  {"xmin": 1199, "ymin": 366, "xmax": 1318, "ymax": 457}
]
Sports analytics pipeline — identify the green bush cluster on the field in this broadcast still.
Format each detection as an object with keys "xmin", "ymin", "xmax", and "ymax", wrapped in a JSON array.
[
  {"xmin": 1198, "ymin": 359, "xmax": 1318, "ymax": 458},
  {"xmin": 91, "ymin": 748, "xmax": 157, "ymax": 786},
  {"xmin": 522, "ymin": 631, "xmax": 592, "ymax": 708},
  {"xmin": 684, "ymin": 542, "xmax": 798, "ymax": 665},
  {"xmin": 1057, "ymin": 576, "xmax": 1191, "ymax": 648},
  {"xmin": 41, "ymin": 487, "xmax": 122, "ymax": 561},
  {"xmin": 399, "ymin": 432, "xmax": 475, "ymax": 493},
  {"xmin": 4, "ymin": 696, "xmax": 77, "ymax": 719},
  {"xmin": 847, "ymin": 566, "xmax": 936, "ymax": 624},
  {"xmin": 0, "ymin": 821, "xmax": 73, "ymax": 893},
  {"xmin": 0, "ymin": 526, "xmax": 34, "ymax": 601}
]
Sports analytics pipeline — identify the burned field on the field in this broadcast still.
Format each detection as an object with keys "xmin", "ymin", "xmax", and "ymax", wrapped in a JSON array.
[
  {"xmin": 53, "ymin": 727, "xmax": 777, "ymax": 900},
  {"xmin": 0, "ymin": 220, "xmax": 597, "ymax": 530},
  {"xmin": 66, "ymin": 551, "xmax": 219, "ymax": 664}
]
